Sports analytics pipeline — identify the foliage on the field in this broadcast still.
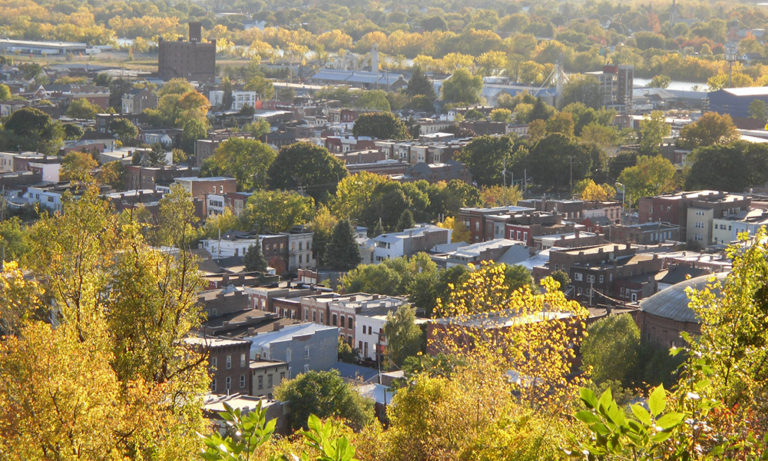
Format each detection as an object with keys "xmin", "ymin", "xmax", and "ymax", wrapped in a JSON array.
[
  {"xmin": 581, "ymin": 314, "xmax": 640, "ymax": 386},
  {"xmin": 1, "ymin": 186, "xmax": 209, "ymax": 459},
  {"xmin": 567, "ymin": 386, "xmax": 688, "ymax": 460},
  {"xmin": 240, "ymin": 189, "xmax": 314, "ymax": 234},
  {"xmin": 157, "ymin": 183, "xmax": 199, "ymax": 248},
  {"xmin": 309, "ymin": 205, "xmax": 338, "ymax": 268},
  {"xmin": 617, "ymin": 155, "xmax": 676, "ymax": 206},
  {"xmin": 560, "ymin": 75, "xmax": 601, "ymax": 109},
  {"xmin": 108, "ymin": 117, "xmax": 138, "ymax": 142},
  {"xmin": 352, "ymin": 112, "xmax": 411, "ymax": 140},
  {"xmin": 243, "ymin": 243, "xmax": 268, "ymax": 272},
  {"xmin": 406, "ymin": 66, "xmax": 436, "ymax": 101},
  {"xmin": 437, "ymin": 216, "xmax": 470, "ymax": 243},
  {"xmin": 550, "ymin": 270, "xmax": 571, "ymax": 291},
  {"xmin": 331, "ymin": 172, "xmax": 387, "ymax": 222},
  {"xmin": 200, "ymin": 402, "xmax": 276, "ymax": 461},
  {"xmin": 268, "ymin": 142, "xmax": 348, "ymax": 202},
  {"xmin": 441, "ymin": 68, "xmax": 482, "ymax": 105},
  {"xmin": 66, "ymin": 97, "xmax": 101, "ymax": 119},
  {"xmin": 457, "ymin": 135, "xmax": 514, "ymax": 187},
  {"xmin": 749, "ymin": 99, "xmax": 768, "ymax": 123},
  {"xmin": 395, "ymin": 209, "xmax": 415, "ymax": 231},
  {"xmin": 686, "ymin": 141, "xmax": 768, "ymax": 192},
  {"xmin": 383, "ymin": 304, "xmax": 424, "ymax": 367},
  {"xmin": 356, "ymin": 90, "xmax": 391, "ymax": 111},
  {"xmin": 678, "ymin": 112, "xmax": 738, "ymax": 149},
  {"xmin": 648, "ymin": 74, "xmax": 671, "ymax": 88},
  {"xmin": 529, "ymin": 133, "xmax": 594, "ymax": 193},
  {"xmin": 274, "ymin": 370, "xmax": 374, "ymax": 432},
  {"xmin": 435, "ymin": 261, "xmax": 589, "ymax": 411},
  {"xmin": 479, "ymin": 184, "xmax": 522, "ymax": 207},
  {"xmin": 1, "ymin": 107, "xmax": 64, "ymax": 154},
  {"xmin": 325, "ymin": 220, "xmax": 361, "ymax": 271},
  {"xmin": 61, "ymin": 151, "xmax": 97, "ymax": 181},
  {"xmin": 205, "ymin": 138, "xmax": 276, "ymax": 191},
  {"xmin": 574, "ymin": 179, "xmax": 616, "ymax": 201},
  {"xmin": 338, "ymin": 336, "xmax": 357, "ymax": 363},
  {"xmin": 638, "ymin": 111, "xmax": 670, "ymax": 155}
]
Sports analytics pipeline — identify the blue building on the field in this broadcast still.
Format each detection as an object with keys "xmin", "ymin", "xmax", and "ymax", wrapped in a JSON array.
[
  {"xmin": 245, "ymin": 323, "xmax": 338, "ymax": 379},
  {"xmin": 708, "ymin": 87, "xmax": 768, "ymax": 119}
]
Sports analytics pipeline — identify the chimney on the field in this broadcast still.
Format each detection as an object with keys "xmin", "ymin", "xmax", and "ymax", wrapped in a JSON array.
[
  {"xmin": 613, "ymin": 245, "xmax": 619, "ymax": 252},
  {"xmin": 575, "ymin": 229, "xmax": 580, "ymax": 238},
  {"xmin": 626, "ymin": 243, "xmax": 631, "ymax": 249},
  {"xmin": 189, "ymin": 22, "xmax": 202, "ymax": 42},
  {"xmin": 273, "ymin": 322, "xmax": 283, "ymax": 331}
]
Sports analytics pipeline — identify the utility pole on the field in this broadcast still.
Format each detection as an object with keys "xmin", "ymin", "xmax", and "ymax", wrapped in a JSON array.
[{"xmin": 569, "ymin": 155, "xmax": 574, "ymax": 193}]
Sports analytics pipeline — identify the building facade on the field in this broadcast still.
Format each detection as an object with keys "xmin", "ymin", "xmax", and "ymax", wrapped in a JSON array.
[{"xmin": 158, "ymin": 23, "xmax": 216, "ymax": 82}]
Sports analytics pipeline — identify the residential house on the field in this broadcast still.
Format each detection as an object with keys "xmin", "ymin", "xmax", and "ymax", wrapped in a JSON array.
[
  {"xmin": 371, "ymin": 224, "xmax": 451, "ymax": 263},
  {"xmin": 185, "ymin": 337, "xmax": 252, "ymax": 394},
  {"xmin": 246, "ymin": 323, "xmax": 339, "ymax": 378},
  {"xmin": 250, "ymin": 360, "xmax": 290, "ymax": 397},
  {"xmin": 608, "ymin": 222, "xmax": 681, "ymax": 244}
]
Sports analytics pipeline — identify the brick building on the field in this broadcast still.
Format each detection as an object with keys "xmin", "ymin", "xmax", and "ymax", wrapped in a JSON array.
[
  {"xmin": 185, "ymin": 337, "xmax": 252, "ymax": 394},
  {"xmin": 158, "ymin": 22, "xmax": 216, "ymax": 82},
  {"xmin": 546, "ymin": 243, "xmax": 664, "ymax": 306}
]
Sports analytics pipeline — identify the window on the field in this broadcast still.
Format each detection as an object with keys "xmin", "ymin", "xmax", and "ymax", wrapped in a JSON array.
[
  {"xmin": 304, "ymin": 346, "xmax": 310, "ymax": 359},
  {"xmin": 286, "ymin": 348, "xmax": 292, "ymax": 362},
  {"xmin": 304, "ymin": 364, "xmax": 310, "ymax": 373},
  {"xmin": 587, "ymin": 274, "xmax": 595, "ymax": 283},
  {"xmin": 320, "ymin": 312, "xmax": 324, "ymax": 323},
  {"xmin": 299, "ymin": 242, "xmax": 303, "ymax": 251},
  {"xmin": 631, "ymin": 293, "xmax": 638, "ymax": 302},
  {"xmin": 225, "ymin": 376, "xmax": 231, "ymax": 391},
  {"xmin": 312, "ymin": 311, "xmax": 316, "ymax": 322},
  {"xmin": 240, "ymin": 375, "xmax": 246, "ymax": 388},
  {"xmin": 599, "ymin": 275, "xmax": 604, "ymax": 283},
  {"xmin": 574, "ymin": 272, "xmax": 583, "ymax": 282},
  {"xmin": 368, "ymin": 326, "xmax": 372, "ymax": 335},
  {"xmin": 240, "ymin": 353, "xmax": 246, "ymax": 368},
  {"xmin": 211, "ymin": 379, "xmax": 217, "ymax": 392},
  {"xmin": 267, "ymin": 374, "xmax": 273, "ymax": 387},
  {"xmin": 257, "ymin": 375, "xmax": 264, "ymax": 390},
  {"xmin": 348, "ymin": 317, "xmax": 353, "ymax": 329},
  {"xmin": 226, "ymin": 355, "xmax": 232, "ymax": 369},
  {"xmin": 332, "ymin": 314, "xmax": 337, "ymax": 326},
  {"xmin": 211, "ymin": 356, "xmax": 217, "ymax": 369},
  {"xmin": 279, "ymin": 372, "xmax": 285, "ymax": 381}
]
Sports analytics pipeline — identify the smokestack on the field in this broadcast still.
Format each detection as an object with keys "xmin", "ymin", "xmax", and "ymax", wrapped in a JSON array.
[{"xmin": 189, "ymin": 22, "xmax": 202, "ymax": 42}]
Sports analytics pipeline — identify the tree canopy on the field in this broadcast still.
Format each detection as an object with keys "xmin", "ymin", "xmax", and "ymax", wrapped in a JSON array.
[
  {"xmin": 268, "ymin": 142, "xmax": 348, "ymax": 202},
  {"xmin": 203, "ymin": 138, "xmax": 276, "ymax": 191},
  {"xmin": 352, "ymin": 112, "xmax": 411, "ymax": 140}
]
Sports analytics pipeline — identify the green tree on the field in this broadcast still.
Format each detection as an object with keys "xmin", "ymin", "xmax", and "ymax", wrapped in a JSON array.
[
  {"xmin": 66, "ymin": 98, "xmax": 101, "ymax": 119},
  {"xmin": 560, "ymin": 75, "xmax": 601, "ymax": 109},
  {"xmin": 490, "ymin": 108, "xmax": 513, "ymax": 123},
  {"xmin": 2, "ymin": 107, "xmax": 64, "ymax": 154},
  {"xmin": 383, "ymin": 304, "xmax": 424, "ymax": 367},
  {"xmin": 268, "ymin": 142, "xmax": 348, "ymax": 202},
  {"xmin": 181, "ymin": 118, "xmax": 207, "ymax": 154},
  {"xmin": 457, "ymin": 135, "xmax": 514, "ymax": 187},
  {"xmin": 618, "ymin": 155, "xmax": 676, "ymax": 206},
  {"xmin": 406, "ymin": 66, "xmax": 436, "ymax": 101},
  {"xmin": 108, "ymin": 117, "xmax": 138, "ymax": 142},
  {"xmin": 441, "ymin": 68, "xmax": 482, "ymax": 105},
  {"xmin": 244, "ymin": 75, "xmax": 275, "ymax": 100},
  {"xmin": 356, "ymin": 90, "xmax": 391, "ymax": 111},
  {"xmin": 0, "ymin": 83, "xmax": 11, "ymax": 100},
  {"xmin": 550, "ymin": 269, "xmax": 571, "ymax": 290},
  {"xmin": 0, "ymin": 217, "xmax": 29, "ymax": 263},
  {"xmin": 331, "ymin": 171, "xmax": 387, "ymax": 222},
  {"xmin": 352, "ymin": 112, "xmax": 411, "ymax": 140},
  {"xmin": 678, "ymin": 112, "xmax": 738, "ymax": 149},
  {"xmin": 638, "ymin": 111, "xmax": 670, "ymax": 155},
  {"xmin": 648, "ymin": 74, "xmax": 671, "ymax": 88},
  {"xmin": 61, "ymin": 151, "xmax": 97, "ymax": 181},
  {"xmin": 581, "ymin": 314, "xmax": 640, "ymax": 385},
  {"xmin": 62, "ymin": 123, "xmax": 84, "ymax": 140},
  {"xmin": 686, "ymin": 141, "xmax": 768, "ymax": 192},
  {"xmin": 204, "ymin": 138, "xmax": 276, "ymax": 191},
  {"xmin": 324, "ymin": 219, "xmax": 361, "ymax": 271},
  {"xmin": 546, "ymin": 111, "xmax": 575, "ymax": 137},
  {"xmin": 156, "ymin": 183, "xmax": 198, "ymax": 248},
  {"xmin": 396, "ymin": 209, "xmax": 415, "ymax": 231},
  {"xmin": 529, "ymin": 133, "xmax": 593, "ymax": 193},
  {"xmin": 274, "ymin": 370, "xmax": 373, "ymax": 432},
  {"xmin": 749, "ymin": 99, "xmax": 768, "ymax": 123},
  {"xmin": 243, "ymin": 243, "xmax": 268, "ymax": 272},
  {"xmin": 240, "ymin": 190, "xmax": 314, "ymax": 234}
]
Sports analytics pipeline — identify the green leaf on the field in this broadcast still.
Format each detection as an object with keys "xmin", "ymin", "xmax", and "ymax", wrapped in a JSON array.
[
  {"xmin": 580, "ymin": 387, "xmax": 598, "ymax": 409},
  {"xmin": 655, "ymin": 412, "xmax": 685, "ymax": 429},
  {"xmin": 651, "ymin": 430, "xmax": 673, "ymax": 443},
  {"xmin": 648, "ymin": 385, "xmax": 666, "ymax": 417},
  {"xmin": 631, "ymin": 404, "xmax": 652, "ymax": 426},
  {"xmin": 575, "ymin": 410, "xmax": 600, "ymax": 424},
  {"xmin": 597, "ymin": 387, "xmax": 613, "ymax": 412}
]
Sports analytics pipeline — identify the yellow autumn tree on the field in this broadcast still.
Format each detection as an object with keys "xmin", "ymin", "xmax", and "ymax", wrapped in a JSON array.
[
  {"xmin": 574, "ymin": 178, "xmax": 616, "ymax": 202},
  {"xmin": 0, "ymin": 182, "xmax": 210, "ymax": 459},
  {"xmin": 437, "ymin": 216, "xmax": 470, "ymax": 243},
  {"xmin": 433, "ymin": 261, "xmax": 589, "ymax": 411}
]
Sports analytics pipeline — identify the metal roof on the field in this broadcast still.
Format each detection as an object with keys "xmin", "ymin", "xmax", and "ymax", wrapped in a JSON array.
[{"xmin": 640, "ymin": 272, "xmax": 728, "ymax": 323}]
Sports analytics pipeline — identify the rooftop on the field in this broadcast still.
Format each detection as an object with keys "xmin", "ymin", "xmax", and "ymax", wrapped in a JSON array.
[
  {"xmin": 184, "ymin": 336, "xmax": 251, "ymax": 348},
  {"xmin": 640, "ymin": 273, "xmax": 728, "ymax": 323}
]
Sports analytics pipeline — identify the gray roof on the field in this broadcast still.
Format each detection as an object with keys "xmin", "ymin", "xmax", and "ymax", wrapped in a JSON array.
[{"xmin": 640, "ymin": 273, "xmax": 728, "ymax": 323}]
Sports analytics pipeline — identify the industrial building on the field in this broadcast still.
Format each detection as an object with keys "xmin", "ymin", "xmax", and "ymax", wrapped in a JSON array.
[
  {"xmin": 708, "ymin": 87, "xmax": 768, "ymax": 119},
  {"xmin": 158, "ymin": 22, "xmax": 216, "ymax": 83}
]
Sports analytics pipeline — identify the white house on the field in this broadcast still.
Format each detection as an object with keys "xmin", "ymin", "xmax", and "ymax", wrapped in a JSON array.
[
  {"xmin": 201, "ymin": 236, "xmax": 259, "ymax": 259},
  {"xmin": 23, "ymin": 187, "xmax": 62, "ymax": 211},
  {"xmin": 371, "ymin": 224, "xmax": 451, "ymax": 263},
  {"xmin": 288, "ymin": 231, "xmax": 315, "ymax": 272},
  {"xmin": 209, "ymin": 90, "xmax": 259, "ymax": 111}
]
